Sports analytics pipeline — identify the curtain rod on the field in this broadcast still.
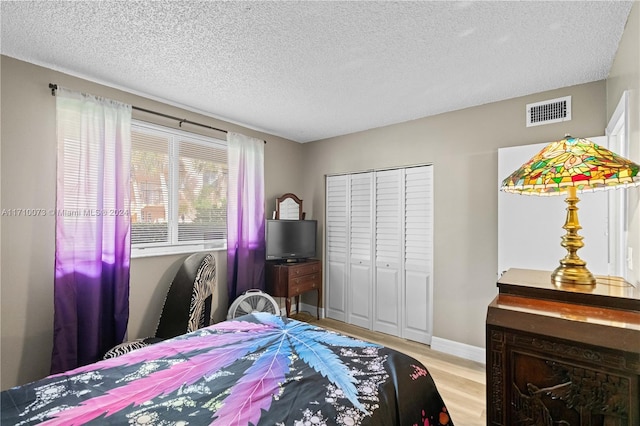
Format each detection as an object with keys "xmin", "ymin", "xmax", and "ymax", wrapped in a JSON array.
[{"xmin": 49, "ymin": 83, "xmax": 267, "ymax": 143}]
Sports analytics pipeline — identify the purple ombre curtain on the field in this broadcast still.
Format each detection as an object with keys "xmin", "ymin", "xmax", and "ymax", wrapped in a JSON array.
[
  {"xmin": 51, "ymin": 88, "xmax": 132, "ymax": 373},
  {"xmin": 227, "ymin": 132, "xmax": 265, "ymax": 304}
]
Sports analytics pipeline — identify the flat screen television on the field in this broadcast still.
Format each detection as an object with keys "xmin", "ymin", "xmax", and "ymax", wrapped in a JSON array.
[{"xmin": 265, "ymin": 219, "xmax": 317, "ymax": 261}]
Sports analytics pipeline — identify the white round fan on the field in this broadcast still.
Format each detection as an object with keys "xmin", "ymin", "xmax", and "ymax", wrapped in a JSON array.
[{"xmin": 227, "ymin": 289, "xmax": 280, "ymax": 319}]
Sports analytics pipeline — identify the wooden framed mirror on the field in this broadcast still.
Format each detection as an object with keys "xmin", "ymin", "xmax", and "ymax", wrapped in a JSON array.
[{"xmin": 275, "ymin": 193, "xmax": 303, "ymax": 220}]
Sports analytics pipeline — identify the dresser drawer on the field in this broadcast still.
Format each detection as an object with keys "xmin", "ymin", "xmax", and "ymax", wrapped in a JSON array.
[
  {"xmin": 265, "ymin": 259, "xmax": 322, "ymax": 319},
  {"xmin": 290, "ymin": 274, "xmax": 320, "ymax": 296},
  {"xmin": 287, "ymin": 262, "xmax": 320, "ymax": 278}
]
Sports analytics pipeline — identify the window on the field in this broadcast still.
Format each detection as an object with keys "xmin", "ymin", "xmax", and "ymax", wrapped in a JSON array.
[{"xmin": 130, "ymin": 121, "xmax": 227, "ymax": 257}]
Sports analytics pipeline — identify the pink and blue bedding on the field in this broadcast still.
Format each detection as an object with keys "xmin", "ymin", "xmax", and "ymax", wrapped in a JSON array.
[{"xmin": 1, "ymin": 313, "xmax": 453, "ymax": 425}]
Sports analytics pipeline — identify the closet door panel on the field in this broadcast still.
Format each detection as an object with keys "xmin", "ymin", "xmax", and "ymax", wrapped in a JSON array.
[
  {"xmin": 403, "ymin": 271, "xmax": 431, "ymax": 343},
  {"xmin": 348, "ymin": 173, "xmax": 373, "ymax": 329},
  {"xmin": 326, "ymin": 261, "xmax": 346, "ymax": 321},
  {"xmin": 349, "ymin": 263, "xmax": 372, "ymax": 328},
  {"xmin": 373, "ymin": 169, "xmax": 401, "ymax": 336},
  {"xmin": 325, "ymin": 175, "xmax": 349, "ymax": 321},
  {"xmin": 374, "ymin": 267, "xmax": 399, "ymax": 334},
  {"xmin": 402, "ymin": 166, "xmax": 433, "ymax": 343}
]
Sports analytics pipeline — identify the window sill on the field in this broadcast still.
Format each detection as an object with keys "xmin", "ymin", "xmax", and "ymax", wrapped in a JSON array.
[{"xmin": 131, "ymin": 242, "xmax": 227, "ymax": 259}]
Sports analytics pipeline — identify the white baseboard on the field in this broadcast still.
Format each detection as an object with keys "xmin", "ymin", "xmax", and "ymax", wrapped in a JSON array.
[
  {"xmin": 279, "ymin": 302, "xmax": 324, "ymax": 318},
  {"xmin": 297, "ymin": 302, "xmax": 324, "ymax": 318},
  {"xmin": 430, "ymin": 336, "xmax": 486, "ymax": 364}
]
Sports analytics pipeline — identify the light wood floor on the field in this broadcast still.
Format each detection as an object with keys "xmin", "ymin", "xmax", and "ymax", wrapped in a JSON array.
[{"xmin": 292, "ymin": 313, "xmax": 487, "ymax": 426}]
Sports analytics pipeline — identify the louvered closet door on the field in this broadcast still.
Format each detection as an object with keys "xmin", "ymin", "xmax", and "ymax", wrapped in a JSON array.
[
  {"xmin": 325, "ymin": 166, "xmax": 433, "ymax": 343},
  {"xmin": 325, "ymin": 175, "xmax": 349, "ymax": 322},
  {"xmin": 373, "ymin": 169, "xmax": 402, "ymax": 336},
  {"xmin": 402, "ymin": 166, "xmax": 433, "ymax": 344},
  {"xmin": 348, "ymin": 173, "xmax": 373, "ymax": 329}
]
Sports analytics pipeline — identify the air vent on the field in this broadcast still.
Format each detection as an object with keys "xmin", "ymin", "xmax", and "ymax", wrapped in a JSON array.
[{"xmin": 526, "ymin": 96, "xmax": 571, "ymax": 127}]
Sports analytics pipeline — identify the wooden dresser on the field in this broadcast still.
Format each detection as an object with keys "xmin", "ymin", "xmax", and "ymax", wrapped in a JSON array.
[
  {"xmin": 486, "ymin": 268, "xmax": 640, "ymax": 426},
  {"xmin": 265, "ymin": 259, "xmax": 322, "ymax": 319}
]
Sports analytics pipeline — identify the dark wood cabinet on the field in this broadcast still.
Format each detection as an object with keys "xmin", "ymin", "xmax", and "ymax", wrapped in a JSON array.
[
  {"xmin": 265, "ymin": 259, "xmax": 322, "ymax": 319},
  {"xmin": 486, "ymin": 268, "xmax": 640, "ymax": 426}
]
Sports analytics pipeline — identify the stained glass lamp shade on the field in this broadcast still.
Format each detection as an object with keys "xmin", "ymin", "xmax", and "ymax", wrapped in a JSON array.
[{"xmin": 501, "ymin": 135, "xmax": 640, "ymax": 287}]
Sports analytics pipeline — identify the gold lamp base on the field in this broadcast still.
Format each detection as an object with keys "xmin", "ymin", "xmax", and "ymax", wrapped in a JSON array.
[
  {"xmin": 551, "ymin": 265, "xmax": 596, "ymax": 288},
  {"xmin": 552, "ymin": 186, "xmax": 596, "ymax": 289}
]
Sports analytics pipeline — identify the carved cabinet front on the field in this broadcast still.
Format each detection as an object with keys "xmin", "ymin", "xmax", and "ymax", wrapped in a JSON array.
[{"xmin": 486, "ymin": 269, "xmax": 640, "ymax": 426}]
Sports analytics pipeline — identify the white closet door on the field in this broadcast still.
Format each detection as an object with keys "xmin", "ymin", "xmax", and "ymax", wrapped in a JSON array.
[
  {"xmin": 348, "ymin": 173, "xmax": 373, "ymax": 329},
  {"xmin": 325, "ymin": 166, "xmax": 433, "ymax": 344},
  {"xmin": 325, "ymin": 175, "xmax": 349, "ymax": 321},
  {"xmin": 402, "ymin": 166, "xmax": 433, "ymax": 343},
  {"xmin": 373, "ymin": 169, "xmax": 402, "ymax": 336}
]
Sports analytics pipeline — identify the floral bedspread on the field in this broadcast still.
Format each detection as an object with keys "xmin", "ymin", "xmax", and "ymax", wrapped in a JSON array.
[{"xmin": 1, "ymin": 313, "xmax": 453, "ymax": 425}]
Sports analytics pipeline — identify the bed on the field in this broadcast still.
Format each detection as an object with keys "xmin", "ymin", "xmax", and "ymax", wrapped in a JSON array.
[{"xmin": 1, "ymin": 313, "xmax": 453, "ymax": 425}]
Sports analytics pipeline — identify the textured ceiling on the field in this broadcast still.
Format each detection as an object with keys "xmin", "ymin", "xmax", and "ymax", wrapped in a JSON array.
[{"xmin": 1, "ymin": 1, "xmax": 633, "ymax": 143}]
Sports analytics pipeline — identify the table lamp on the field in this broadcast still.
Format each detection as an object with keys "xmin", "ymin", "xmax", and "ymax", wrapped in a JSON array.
[{"xmin": 501, "ymin": 135, "xmax": 640, "ymax": 287}]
